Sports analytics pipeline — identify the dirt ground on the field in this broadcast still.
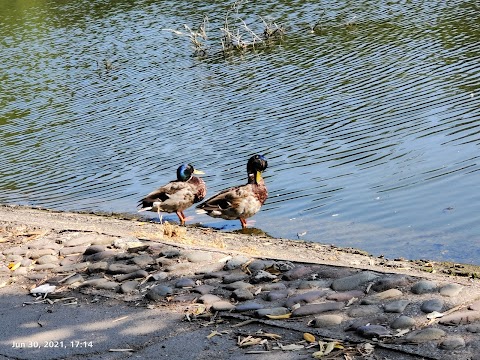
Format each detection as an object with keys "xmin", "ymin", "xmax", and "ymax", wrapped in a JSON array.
[{"xmin": 1, "ymin": 204, "xmax": 479, "ymax": 360}]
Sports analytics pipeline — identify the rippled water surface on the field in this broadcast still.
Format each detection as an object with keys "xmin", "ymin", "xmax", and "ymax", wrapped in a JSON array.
[{"xmin": 1, "ymin": 0, "xmax": 479, "ymax": 263}]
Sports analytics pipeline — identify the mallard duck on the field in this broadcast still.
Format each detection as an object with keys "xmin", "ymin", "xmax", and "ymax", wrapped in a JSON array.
[
  {"xmin": 138, "ymin": 164, "xmax": 206, "ymax": 225},
  {"xmin": 196, "ymin": 154, "xmax": 268, "ymax": 229}
]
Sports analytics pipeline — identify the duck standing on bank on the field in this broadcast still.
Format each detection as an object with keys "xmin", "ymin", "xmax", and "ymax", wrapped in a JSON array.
[
  {"xmin": 196, "ymin": 154, "xmax": 268, "ymax": 229},
  {"xmin": 138, "ymin": 164, "xmax": 206, "ymax": 225}
]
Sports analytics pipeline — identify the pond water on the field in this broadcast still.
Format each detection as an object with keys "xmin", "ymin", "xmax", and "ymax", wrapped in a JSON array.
[{"xmin": 1, "ymin": 0, "xmax": 479, "ymax": 263}]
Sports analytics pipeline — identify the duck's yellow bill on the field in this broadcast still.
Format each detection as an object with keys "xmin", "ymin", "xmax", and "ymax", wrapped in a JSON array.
[
  {"xmin": 193, "ymin": 169, "xmax": 205, "ymax": 175},
  {"xmin": 256, "ymin": 171, "xmax": 263, "ymax": 183}
]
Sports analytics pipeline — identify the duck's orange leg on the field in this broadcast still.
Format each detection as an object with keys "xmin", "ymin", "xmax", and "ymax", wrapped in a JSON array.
[
  {"xmin": 240, "ymin": 218, "xmax": 247, "ymax": 229},
  {"xmin": 176, "ymin": 211, "xmax": 186, "ymax": 226}
]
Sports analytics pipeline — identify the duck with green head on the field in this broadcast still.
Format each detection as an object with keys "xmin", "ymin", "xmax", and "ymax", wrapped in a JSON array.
[
  {"xmin": 138, "ymin": 164, "xmax": 206, "ymax": 225},
  {"xmin": 196, "ymin": 154, "xmax": 268, "ymax": 229}
]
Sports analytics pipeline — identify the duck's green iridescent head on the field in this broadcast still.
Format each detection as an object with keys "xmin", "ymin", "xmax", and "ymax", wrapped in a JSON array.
[
  {"xmin": 247, "ymin": 154, "xmax": 268, "ymax": 183},
  {"xmin": 177, "ymin": 164, "xmax": 204, "ymax": 181}
]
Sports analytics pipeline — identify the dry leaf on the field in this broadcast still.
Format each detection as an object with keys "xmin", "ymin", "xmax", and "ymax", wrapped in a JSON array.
[
  {"xmin": 266, "ymin": 313, "xmax": 291, "ymax": 320},
  {"xmin": 303, "ymin": 333, "xmax": 316, "ymax": 343},
  {"xmin": 279, "ymin": 344, "xmax": 304, "ymax": 351},
  {"xmin": 324, "ymin": 342, "xmax": 335, "ymax": 356},
  {"xmin": 8, "ymin": 262, "xmax": 21, "ymax": 271},
  {"xmin": 238, "ymin": 336, "xmax": 263, "ymax": 347},
  {"xmin": 427, "ymin": 311, "xmax": 444, "ymax": 319},
  {"xmin": 207, "ymin": 330, "xmax": 222, "ymax": 339},
  {"xmin": 394, "ymin": 329, "xmax": 410, "ymax": 337}
]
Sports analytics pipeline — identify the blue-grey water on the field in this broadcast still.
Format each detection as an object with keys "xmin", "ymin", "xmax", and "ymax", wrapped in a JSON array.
[{"xmin": 1, "ymin": 0, "xmax": 479, "ymax": 263}]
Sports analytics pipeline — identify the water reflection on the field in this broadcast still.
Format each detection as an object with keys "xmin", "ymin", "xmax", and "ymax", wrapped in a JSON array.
[{"xmin": 1, "ymin": 0, "xmax": 479, "ymax": 263}]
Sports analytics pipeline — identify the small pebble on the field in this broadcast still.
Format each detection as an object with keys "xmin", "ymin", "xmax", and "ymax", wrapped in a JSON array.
[
  {"xmin": 192, "ymin": 285, "xmax": 215, "ymax": 295},
  {"xmin": 113, "ymin": 239, "xmax": 143, "ymax": 250},
  {"xmin": 274, "ymin": 261, "xmax": 295, "ymax": 272},
  {"xmin": 224, "ymin": 281, "xmax": 253, "ymax": 290},
  {"xmin": 466, "ymin": 324, "xmax": 480, "ymax": 333},
  {"xmin": 372, "ymin": 275, "xmax": 410, "ymax": 292},
  {"xmin": 127, "ymin": 245, "xmax": 149, "ymax": 253},
  {"xmin": 6, "ymin": 254, "xmax": 23, "ymax": 263},
  {"xmin": 404, "ymin": 328, "xmax": 446, "ymax": 343},
  {"xmin": 13, "ymin": 267, "xmax": 28, "ymax": 275},
  {"xmin": 235, "ymin": 301, "xmax": 265, "ymax": 312},
  {"xmin": 36, "ymin": 254, "xmax": 59, "ymax": 265},
  {"xmin": 120, "ymin": 280, "xmax": 139, "ymax": 294},
  {"xmin": 115, "ymin": 270, "xmax": 149, "ymax": 281},
  {"xmin": 439, "ymin": 283, "xmax": 463, "ymax": 297},
  {"xmin": 266, "ymin": 290, "xmax": 290, "ymax": 301},
  {"xmin": 420, "ymin": 298, "xmax": 444, "ymax": 313},
  {"xmin": 60, "ymin": 255, "xmax": 82, "ymax": 267},
  {"xmin": 21, "ymin": 258, "xmax": 34, "ymax": 267},
  {"xmin": 384, "ymin": 300, "xmax": 410, "ymax": 313},
  {"xmin": 346, "ymin": 316, "xmax": 388, "ymax": 331},
  {"xmin": 107, "ymin": 263, "xmax": 140, "ymax": 274},
  {"xmin": 83, "ymin": 245, "xmax": 106, "ymax": 255},
  {"xmin": 356, "ymin": 325, "xmax": 390, "ymax": 339},
  {"xmin": 285, "ymin": 290, "xmax": 326, "ymax": 308},
  {"xmin": 60, "ymin": 246, "xmax": 88, "ymax": 256},
  {"xmin": 175, "ymin": 278, "xmax": 196, "ymax": 288},
  {"xmin": 199, "ymin": 294, "xmax": 222, "ymax": 306},
  {"xmin": 361, "ymin": 289, "xmax": 402, "ymax": 304},
  {"xmin": 390, "ymin": 315, "xmax": 415, "ymax": 329},
  {"xmin": 439, "ymin": 311, "xmax": 480, "ymax": 325},
  {"xmin": 29, "ymin": 248, "xmax": 58, "ymax": 259},
  {"xmin": 247, "ymin": 259, "xmax": 274, "ymax": 272},
  {"xmin": 172, "ymin": 294, "xmax": 197, "ymax": 303},
  {"xmin": 165, "ymin": 263, "xmax": 191, "ymax": 273},
  {"xmin": 195, "ymin": 264, "xmax": 224, "ymax": 275},
  {"xmin": 183, "ymin": 251, "xmax": 212, "ymax": 263},
  {"xmin": 62, "ymin": 274, "xmax": 84, "ymax": 286},
  {"xmin": 283, "ymin": 266, "xmax": 312, "ymax": 280},
  {"xmin": 440, "ymin": 336, "xmax": 465, "ymax": 349},
  {"xmin": 224, "ymin": 256, "xmax": 250, "ymax": 270},
  {"xmin": 312, "ymin": 314, "xmax": 343, "ymax": 328},
  {"xmin": 88, "ymin": 262, "xmax": 109, "ymax": 273},
  {"xmin": 81, "ymin": 278, "xmax": 118, "ymax": 290},
  {"xmin": 85, "ymin": 250, "xmax": 116, "ymax": 262},
  {"xmin": 327, "ymin": 290, "xmax": 364, "ymax": 302},
  {"xmin": 131, "ymin": 255, "xmax": 155, "ymax": 267},
  {"xmin": 151, "ymin": 271, "xmax": 168, "ymax": 281},
  {"xmin": 156, "ymin": 258, "xmax": 176, "ymax": 267},
  {"xmin": 469, "ymin": 300, "xmax": 480, "ymax": 311},
  {"xmin": 297, "ymin": 280, "xmax": 331, "ymax": 289},
  {"xmin": 53, "ymin": 262, "xmax": 89, "ymax": 273},
  {"xmin": 90, "ymin": 235, "xmax": 117, "ymax": 246},
  {"xmin": 212, "ymin": 301, "xmax": 235, "ymax": 311},
  {"xmin": 34, "ymin": 264, "xmax": 57, "ymax": 271},
  {"xmin": 411, "ymin": 280, "xmax": 437, "ymax": 294},
  {"xmin": 3, "ymin": 247, "xmax": 27, "ymax": 256},
  {"xmin": 347, "ymin": 305, "xmax": 380, "ymax": 318},
  {"xmin": 63, "ymin": 236, "xmax": 93, "ymax": 247},
  {"xmin": 251, "ymin": 270, "xmax": 277, "ymax": 283},
  {"xmin": 115, "ymin": 253, "xmax": 135, "ymax": 261},
  {"xmin": 255, "ymin": 307, "xmax": 290, "ymax": 318},
  {"xmin": 292, "ymin": 302, "xmax": 343, "ymax": 317},
  {"xmin": 331, "ymin": 271, "xmax": 379, "ymax": 291},
  {"xmin": 147, "ymin": 285, "xmax": 173, "ymax": 300},
  {"xmin": 223, "ymin": 272, "xmax": 249, "ymax": 284},
  {"xmin": 262, "ymin": 283, "xmax": 287, "ymax": 291},
  {"xmin": 160, "ymin": 249, "xmax": 181, "ymax": 258},
  {"xmin": 232, "ymin": 289, "xmax": 254, "ymax": 301}
]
